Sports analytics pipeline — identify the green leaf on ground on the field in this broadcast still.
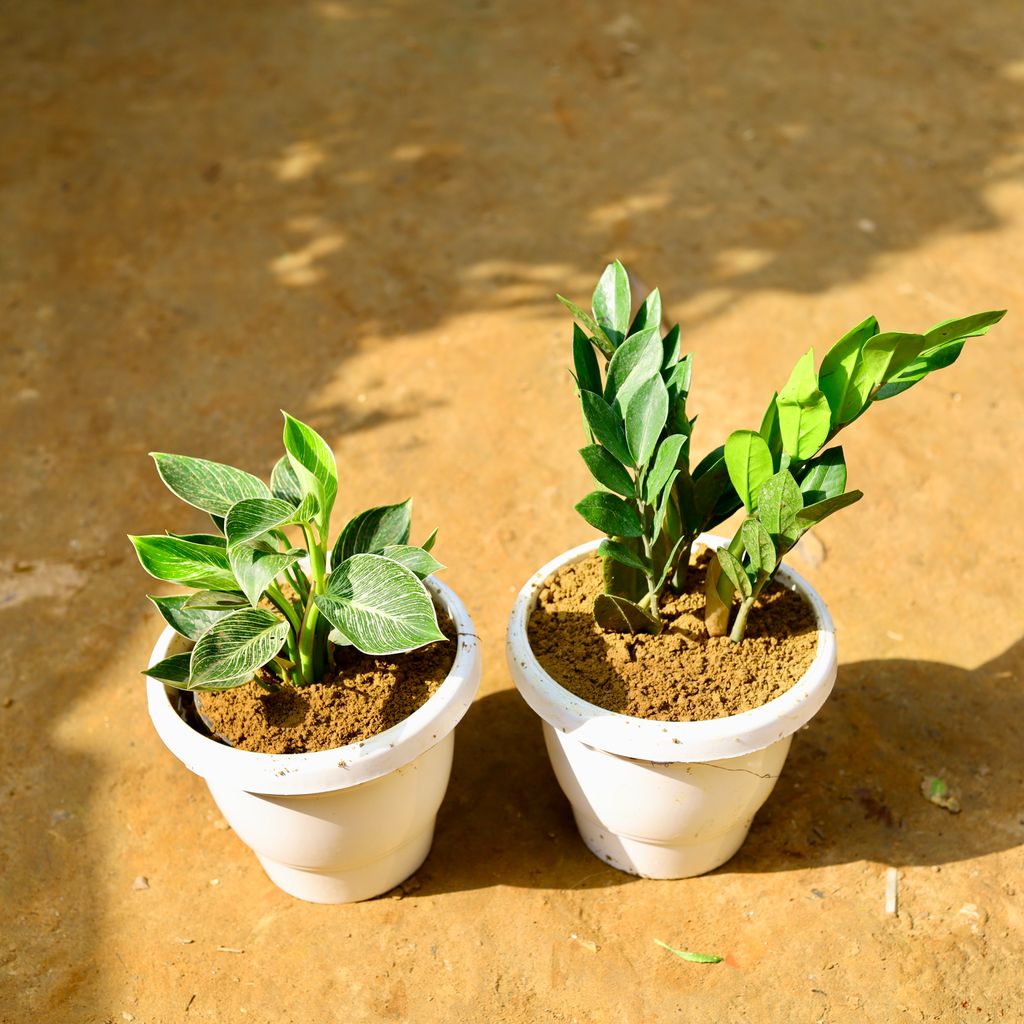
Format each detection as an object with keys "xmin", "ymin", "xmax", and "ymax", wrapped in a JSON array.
[
  {"xmin": 593, "ymin": 593, "xmax": 661, "ymax": 634},
  {"xmin": 654, "ymin": 939, "xmax": 723, "ymax": 964}
]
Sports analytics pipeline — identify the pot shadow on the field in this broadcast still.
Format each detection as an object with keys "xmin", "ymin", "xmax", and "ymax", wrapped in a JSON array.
[{"xmin": 416, "ymin": 636, "xmax": 1024, "ymax": 896}]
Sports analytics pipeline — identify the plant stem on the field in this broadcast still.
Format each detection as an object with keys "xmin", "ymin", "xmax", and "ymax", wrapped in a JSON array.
[
  {"xmin": 266, "ymin": 583, "xmax": 302, "ymax": 676},
  {"xmin": 729, "ymin": 598, "xmax": 754, "ymax": 643},
  {"xmin": 296, "ymin": 523, "xmax": 328, "ymax": 685}
]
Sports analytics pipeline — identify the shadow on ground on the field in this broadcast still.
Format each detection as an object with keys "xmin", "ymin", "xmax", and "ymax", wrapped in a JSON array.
[{"xmin": 418, "ymin": 636, "xmax": 1024, "ymax": 896}]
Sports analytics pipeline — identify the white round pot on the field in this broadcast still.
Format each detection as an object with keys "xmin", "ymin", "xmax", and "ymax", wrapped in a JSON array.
[
  {"xmin": 147, "ymin": 578, "xmax": 481, "ymax": 904},
  {"xmin": 506, "ymin": 535, "xmax": 837, "ymax": 879}
]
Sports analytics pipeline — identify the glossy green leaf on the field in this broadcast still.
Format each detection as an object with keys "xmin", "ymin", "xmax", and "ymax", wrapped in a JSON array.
[
  {"xmin": 182, "ymin": 590, "xmax": 249, "ymax": 610},
  {"xmin": 148, "ymin": 594, "xmax": 232, "ymax": 642},
  {"xmin": 598, "ymin": 539, "xmax": 650, "ymax": 573},
  {"xmin": 593, "ymin": 593, "xmax": 661, "ymax": 634},
  {"xmin": 579, "ymin": 390, "xmax": 634, "ymax": 467},
  {"xmin": 316, "ymin": 554, "xmax": 445, "ymax": 655},
  {"xmin": 777, "ymin": 350, "xmax": 831, "ymax": 459},
  {"xmin": 740, "ymin": 518, "xmax": 776, "ymax": 575},
  {"xmin": 228, "ymin": 543, "xmax": 303, "ymax": 608},
  {"xmin": 601, "ymin": 538, "xmax": 647, "ymax": 604},
  {"xmin": 643, "ymin": 434, "xmax": 687, "ymax": 504},
  {"xmin": 875, "ymin": 339, "xmax": 966, "ymax": 401},
  {"xmin": 557, "ymin": 295, "xmax": 612, "ymax": 356},
  {"xmin": 420, "ymin": 527, "xmax": 439, "ymax": 553},
  {"xmin": 797, "ymin": 447, "xmax": 847, "ymax": 503},
  {"xmin": 151, "ymin": 453, "xmax": 270, "ymax": 516},
  {"xmin": 282, "ymin": 412, "xmax": 337, "ymax": 529},
  {"xmin": 189, "ymin": 608, "xmax": 290, "ymax": 687},
  {"xmin": 604, "ymin": 327, "xmax": 662, "ymax": 410},
  {"xmin": 332, "ymin": 499, "xmax": 412, "ymax": 565},
  {"xmin": 629, "ymin": 287, "xmax": 662, "ymax": 338},
  {"xmin": 270, "ymin": 455, "xmax": 303, "ymax": 504},
  {"xmin": 592, "ymin": 260, "xmax": 631, "ymax": 347},
  {"xmin": 580, "ymin": 445, "xmax": 635, "ymax": 498},
  {"xmin": 651, "ymin": 469, "xmax": 679, "ymax": 543},
  {"xmin": 654, "ymin": 939, "xmax": 723, "ymax": 965},
  {"xmin": 625, "ymin": 373, "xmax": 669, "ymax": 467},
  {"xmin": 664, "ymin": 352, "xmax": 692, "ymax": 397},
  {"xmin": 130, "ymin": 535, "xmax": 238, "ymax": 591},
  {"xmin": 224, "ymin": 496, "xmax": 316, "ymax": 548},
  {"xmin": 794, "ymin": 489, "xmax": 863, "ymax": 530},
  {"xmin": 573, "ymin": 324, "xmax": 603, "ymax": 394},
  {"xmin": 724, "ymin": 430, "xmax": 774, "ymax": 513},
  {"xmin": 661, "ymin": 323, "xmax": 680, "ymax": 370},
  {"xmin": 575, "ymin": 491, "xmax": 643, "ymax": 538},
  {"xmin": 924, "ymin": 309, "xmax": 1006, "ymax": 347},
  {"xmin": 716, "ymin": 547, "xmax": 752, "ymax": 600},
  {"xmin": 143, "ymin": 653, "xmax": 193, "ymax": 686},
  {"xmin": 756, "ymin": 470, "xmax": 803, "ymax": 544},
  {"xmin": 167, "ymin": 532, "xmax": 226, "ymax": 549},
  {"xmin": 379, "ymin": 544, "xmax": 445, "ymax": 579},
  {"xmin": 817, "ymin": 315, "xmax": 880, "ymax": 425},
  {"xmin": 759, "ymin": 393, "xmax": 782, "ymax": 463}
]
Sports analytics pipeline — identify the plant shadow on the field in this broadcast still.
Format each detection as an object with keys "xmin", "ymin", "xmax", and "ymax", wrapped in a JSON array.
[{"xmin": 417, "ymin": 636, "xmax": 1024, "ymax": 895}]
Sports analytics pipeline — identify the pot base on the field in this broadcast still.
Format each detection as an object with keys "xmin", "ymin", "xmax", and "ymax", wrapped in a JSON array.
[{"xmin": 256, "ymin": 826, "xmax": 435, "ymax": 904}]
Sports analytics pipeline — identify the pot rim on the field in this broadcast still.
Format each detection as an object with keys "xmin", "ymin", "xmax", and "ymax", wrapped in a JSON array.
[
  {"xmin": 505, "ymin": 534, "xmax": 837, "ymax": 762},
  {"xmin": 146, "ymin": 576, "xmax": 481, "ymax": 795}
]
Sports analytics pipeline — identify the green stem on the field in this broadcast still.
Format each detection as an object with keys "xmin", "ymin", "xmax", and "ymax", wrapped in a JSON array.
[
  {"xmin": 266, "ymin": 583, "xmax": 302, "ymax": 675},
  {"xmin": 296, "ymin": 523, "xmax": 328, "ymax": 685},
  {"xmin": 636, "ymin": 496, "xmax": 661, "ymax": 623},
  {"xmin": 730, "ymin": 598, "xmax": 754, "ymax": 643}
]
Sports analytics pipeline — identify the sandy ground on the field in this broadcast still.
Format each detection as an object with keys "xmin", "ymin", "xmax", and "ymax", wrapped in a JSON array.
[{"xmin": 2, "ymin": 2, "xmax": 1023, "ymax": 1021}]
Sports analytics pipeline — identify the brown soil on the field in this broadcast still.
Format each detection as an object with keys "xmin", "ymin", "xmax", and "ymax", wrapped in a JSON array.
[
  {"xmin": 194, "ymin": 611, "xmax": 456, "ymax": 753},
  {"xmin": 527, "ymin": 549, "xmax": 818, "ymax": 720}
]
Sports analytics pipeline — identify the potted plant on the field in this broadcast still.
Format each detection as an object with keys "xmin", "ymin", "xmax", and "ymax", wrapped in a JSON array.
[
  {"xmin": 133, "ymin": 412, "xmax": 481, "ymax": 903},
  {"xmin": 506, "ymin": 261, "xmax": 1003, "ymax": 878}
]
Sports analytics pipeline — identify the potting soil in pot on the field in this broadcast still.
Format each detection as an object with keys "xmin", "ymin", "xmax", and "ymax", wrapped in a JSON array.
[
  {"xmin": 195, "ymin": 611, "xmax": 457, "ymax": 753},
  {"xmin": 527, "ymin": 548, "xmax": 817, "ymax": 721}
]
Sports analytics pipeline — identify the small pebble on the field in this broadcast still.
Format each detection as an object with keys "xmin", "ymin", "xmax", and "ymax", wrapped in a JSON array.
[{"xmin": 132, "ymin": 876, "xmax": 149, "ymax": 891}]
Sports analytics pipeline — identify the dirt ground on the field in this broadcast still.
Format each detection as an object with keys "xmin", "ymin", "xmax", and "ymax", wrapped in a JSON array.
[{"xmin": 2, "ymin": 2, "xmax": 1023, "ymax": 1021}]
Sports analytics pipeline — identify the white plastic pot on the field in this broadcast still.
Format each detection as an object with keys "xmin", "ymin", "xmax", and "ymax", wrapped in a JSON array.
[
  {"xmin": 506, "ymin": 535, "xmax": 837, "ymax": 879},
  {"xmin": 146, "ymin": 578, "xmax": 481, "ymax": 904}
]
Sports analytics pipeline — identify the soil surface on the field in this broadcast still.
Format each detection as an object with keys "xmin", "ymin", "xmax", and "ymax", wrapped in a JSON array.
[
  {"xmin": 528, "ymin": 549, "xmax": 817, "ymax": 720},
  {"xmin": 195, "ymin": 613, "xmax": 456, "ymax": 753},
  {"xmin": 3, "ymin": 2, "xmax": 1024, "ymax": 1023}
]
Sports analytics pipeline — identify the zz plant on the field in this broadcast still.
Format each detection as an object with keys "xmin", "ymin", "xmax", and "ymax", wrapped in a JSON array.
[
  {"xmin": 563, "ymin": 261, "xmax": 1005, "ymax": 642},
  {"xmin": 132, "ymin": 413, "xmax": 446, "ymax": 691}
]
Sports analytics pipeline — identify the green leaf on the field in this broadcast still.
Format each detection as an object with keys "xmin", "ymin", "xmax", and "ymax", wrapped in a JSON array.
[
  {"xmin": 661, "ymin": 323, "xmax": 680, "ymax": 370},
  {"xmin": 691, "ymin": 446, "xmax": 739, "ymax": 527},
  {"xmin": 316, "ymin": 553, "xmax": 445, "ymax": 655},
  {"xmin": 629, "ymin": 288, "xmax": 662, "ymax": 338},
  {"xmin": 182, "ymin": 591, "xmax": 249, "ymax": 610},
  {"xmin": 148, "ymin": 594, "xmax": 233, "ymax": 642},
  {"xmin": 130, "ymin": 535, "xmax": 238, "ymax": 591},
  {"xmin": 575, "ymin": 491, "xmax": 643, "ymax": 538},
  {"xmin": 794, "ymin": 490, "xmax": 863, "ymax": 530},
  {"xmin": 228, "ymin": 543, "xmax": 303, "ymax": 608},
  {"xmin": 651, "ymin": 469, "xmax": 680, "ymax": 544},
  {"xmin": 598, "ymin": 539, "xmax": 650, "ymax": 573},
  {"xmin": 740, "ymin": 518, "xmax": 776, "ymax": 576},
  {"xmin": 601, "ymin": 538, "xmax": 647, "ymax": 604},
  {"xmin": 654, "ymin": 939, "xmax": 723, "ymax": 965},
  {"xmin": 270, "ymin": 455, "xmax": 303, "ymax": 503},
  {"xmin": 756, "ymin": 470, "xmax": 803, "ymax": 545},
  {"xmin": 331, "ymin": 499, "xmax": 412, "ymax": 565},
  {"xmin": 716, "ymin": 547, "xmax": 752, "ymax": 600},
  {"xmin": 817, "ymin": 315, "xmax": 880, "ymax": 425},
  {"xmin": 420, "ymin": 527, "xmax": 439, "ymax": 553},
  {"xmin": 625, "ymin": 373, "xmax": 669, "ymax": 467},
  {"xmin": 724, "ymin": 430, "xmax": 774, "ymax": 513},
  {"xmin": 151, "ymin": 453, "xmax": 270, "ymax": 517},
  {"xmin": 189, "ymin": 608, "xmax": 290, "ymax": 687},
  {"xmin": 579, "ymin": 390, "xmax": 634, "ymax": 467},
  {"xmin": 593, "ymin": 593, "xmax": 661, "ymax": 634},
  {"xmin": 378, "ymin": 544, "xmax": 445, "ymax": 579},
  {"xmin": 167, "ymin": 532, "xmax": 227, "ymax": 548},
  {"xmin": 759, "ymin": 393, "xmax": 782, "ymax": 462},
  {"xmin": 282, "ymin": 412, "xmax": 338, "ymax": 529},
  {"xmin": 580, "ymin": 445, "xmax": 635, "ymax": 498},
  {"xmin": 777, "ymin": 350, "xmax": 831, "ymax": 459},
  {"xmin": 573, "ymin": 324, "xmax": 603, "ymax": 394},
  {"xmin": 924, "ymin": 309, "xmax": 1006, "ymax": 347},
  {"xmin": 143, "ymin": 653, "xmax": 194, "ymax": 686},
  {"xmin": 605, "ymin": 327, "xmax": 662, "ymax": 412},
  {"xmin": 224, "ymin": 496, "xmax": 316, "ymax": 548},
  {"xmin": 797, "ymin": 447, "xmax": 848, "ymax": 503},
  {"xmin": 592, "ymin": 260, "xmax": 631, "ymax": 347},
  {"xmin": 643, "ymin": 434, "xmax": 687, "ymax": 504},
  {"xmin": 875, "ymin": 338, "xmax": 968, "ymax": 401},
  {"xmin": 557, "ymin": 295, "xmax": 612, "ymax": 356}
]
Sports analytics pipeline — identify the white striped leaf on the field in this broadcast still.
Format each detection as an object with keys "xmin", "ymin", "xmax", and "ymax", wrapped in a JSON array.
[
  {"xmin": 379, "ymin": 545, "xmax": 445, "ymax": 579},
  {"xmin": 182, "ymin": 591, "xmax": 248, "ymax": 610},
  {"xmin": 224, "ymin": 495, "xmax": 317, "ymax": 548},
  {"xmin": 189, "ymin": 608, "xmax": 290, "ymax": 687},
  {"xmin": 151, "ymin": 454, "xmax": 270, "ymax": 516},
  {"xmin": 148, "ymin": 594, "xmax": 233, "ymax": 641},
  {"xmin": 270, "ymin": 455, "xmax": 303, "ymax": 503},
  {"xmin": 282, "ymin": 412, "xmax": 337, "ymax": 528},
  {"xmin": 228, "ymin": 543, "xmax": 304, "ymax": 607},
  {"xmin": 130, "ymin": 535, "xmax": 239, "ymax": 591},
  {"xmin": 315, "ymin": 553, "xmax": 445, "ymax": 656},
  {"xmin": 144, "ymin": 653, "xmax": 193, "ymax": 687},
  {"xmin": 331, "ymin": 499, "xmax": 412, "ymax": 564}
]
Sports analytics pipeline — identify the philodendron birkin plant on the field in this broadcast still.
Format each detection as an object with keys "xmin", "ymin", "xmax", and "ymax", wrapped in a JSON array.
[
  {"xmin": 131, "ymin": 412, "xmax": 446, "ymax": 696},
  {"xmin": 562, "ymin": 261, "xmax": 1005, "ymax": 641}
]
